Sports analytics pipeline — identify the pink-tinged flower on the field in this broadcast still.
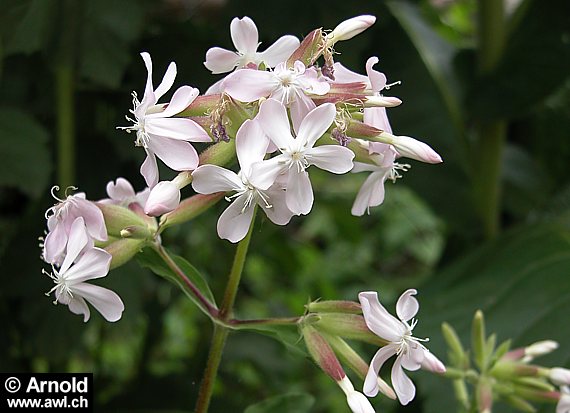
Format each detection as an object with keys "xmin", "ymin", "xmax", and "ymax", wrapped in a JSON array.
[
  {"xmin": 333, "ymin": 56, "xmax": 393, "ymax": 133},
  {"xmin": 359, "ymin": 290, "xmax": 445, "ymax": 405},
  {"xmin": 144, "ymin": 180, "xmax": 181, "ymax": 217},
  {"xmin": 338, "ymin": 376, "xmax": 376, "ymax": 413},
  {"xmin": 44, "ymin": 217, "xmax": 124, "ymax": 322},
  {"xmin": 43, "ymin": 187, "xmax": 107, "ymax": 265},
  {"xmin": 251, "ymin": 99, "xmax": 354, "ymax": 215},
  {"xmin": 100, "ymin": 177, "xmax": 149, "ymax": 208},
  {"xmin": 558, "ymin": 386, "xmax": 570, "ymax": 413},
  {"xmin": 192, "ymin": 119, "xmax": 294, "ymax": 242},
  {"xmin": 204, "ymin": 16, "xmax": 300, "ymax": 74},
  {"xmin": 222, "ymin": 61, "xmax": 330, "ymax": 130},
  {"xmin": 119, "ymin": 52, "xmax": 210, "ymax": 188}
]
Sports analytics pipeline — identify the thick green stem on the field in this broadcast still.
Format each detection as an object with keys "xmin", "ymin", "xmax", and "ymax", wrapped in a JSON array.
[
  {"xmin": 194, "ymin": 208, "xmax": 257, "ymax": 413},
  {"xmin": 475, "ymin": 0, "xmax": 507, "ymax": 239}
]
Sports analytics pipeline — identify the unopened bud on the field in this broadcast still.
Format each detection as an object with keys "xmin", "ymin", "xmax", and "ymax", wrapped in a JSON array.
[
  {"xmin": 364, "ymin": 95, "xmax": 402, "ymax": 108},
  {"xmin": 105, "ymin": 238, "xmax": 145, "ymax": 269},
  {"xmin": 523, "ymin": 340, "xmax": 559, "ymax": 362},
  {"xmin": 337, "ymin": 376, "xmax": 376, "ymax": 413},
  {"xmin": 503, "ymin": 395, "xmax": 537, "ymax": 413},
  {"xmin": 477, "ymin": 378, "xmax": 493, "ymax": 413},
  {"xmin": 302, "ymin": 325, "xmax": 345, "ymax": 381},
  {"xmin": 144, "ymin": 181, "xmax": 181, "ymax": 217},
  {"xmin": 315, "ymin": 313, "xmax": 388, "ymax": 346},
  {"xmin": 379, "ymin": 132, "xmax": 442, "ymax": 164},
  {"xmin": 550, "ymin": 368, "xmax": 570, "ymax": 386},
  {"xmin": 307, "ymin": 300, "xmax": 362, "ymax": 314},
  {"xmin": 327, "ymin": 15, "xmax": 376, "ymax": 45},
  {"xmin": 96, "ymin": 202, "xmax": 149, "ymax": 237}
]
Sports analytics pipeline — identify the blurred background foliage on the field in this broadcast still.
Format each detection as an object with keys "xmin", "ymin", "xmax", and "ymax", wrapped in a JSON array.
[{"xmin": 0, "ymin": 0, "xmax": 569, "ymax": 412}]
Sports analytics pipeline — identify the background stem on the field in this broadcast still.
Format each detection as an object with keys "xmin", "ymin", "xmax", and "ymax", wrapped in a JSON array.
[
  {"xmin": 474, "ymin": 0, "xmax": 506, "ymax": 239},
  {"xmin": 194, "ymin": 209, "xmax": 257, "ymax": 413}
]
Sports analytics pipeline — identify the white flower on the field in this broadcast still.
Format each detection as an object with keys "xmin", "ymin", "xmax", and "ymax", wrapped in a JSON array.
[
  {"xmin": 552, "ymin": 368, "xmax": 570, "ymax": 386},
  {"xmin": 44, "ymin": 217, "xmax": 124, "ymax": 322},
  {"xmin": 222, "ymin": 61, "xmax": 330, "ymax": 131},
  {"xmin": 119, "ymin": 52, "xmax": 210, "ymax": 188},
  {"xmin": 251, "ymin": 99, "xmax": 354, "ymax": 215},
  {"xmin": 100, "ymin": 177, "xmax": 149, "ymax": 208},
  {"xmin": 144, "ymin": 180, "xmax": 181, "ymax": 217},
  {"xmin": 204, "ymin": 16, "xmax": 300, "ymax": 74},
  {"xmin": 351, "ymin": 142, "xmax": 409, "ymax": 216},
  {"xmin": 338, "ymin": 376, "xmax": 376, "ymax": 413},
  {"xmin": 192, "ymin": 119, "xmax": 294, "ymax": 242},
  {"xmin": 359, "ymin": 289, "xmax": 445, "ymax": 405},
  {"xmin": 43, "ymin": 187, "xmax": 107, "ymax": 265}
]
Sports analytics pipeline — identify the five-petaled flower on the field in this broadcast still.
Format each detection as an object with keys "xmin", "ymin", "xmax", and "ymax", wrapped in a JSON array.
[
  {"xmin": 204, "ymin": 16, "xmax": 300, "ymax": 74},
  {"xmin": 359, "ymin": 289, "xmax": 446, "ymax": 405},
  {"xmin": 250, "ymin": 99, "xmax": 354, "ymax": 215},
  {"xmin": 44, "ymin": 217, "xmax": 124, "ymax": 323},
  {"xmin": 119, "ymin": 52, "xmax": 210, "ymax": 188},
  {"xmin": 192, "ymin": 119, "xmax": 294, "ymax": 242}
]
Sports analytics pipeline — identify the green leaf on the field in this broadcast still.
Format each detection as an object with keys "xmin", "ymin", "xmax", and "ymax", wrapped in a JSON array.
[
  {"xmin": 137, "ymin": 247, "xmax": 216, "ymax": 312},
  {"xmin": 0, "ymin": 108, "xmax": 51, "ymax": 198},
  {"xmin": 415, "ymin": 218, "xmax": 570, "ymax": 413},
  {"xmin": 466, "ymin": 0, "xmax": 570, "ymax": 120},
  {"xmin": 244, "ymin": 392, "xmax": 315, "ymax": 413}
]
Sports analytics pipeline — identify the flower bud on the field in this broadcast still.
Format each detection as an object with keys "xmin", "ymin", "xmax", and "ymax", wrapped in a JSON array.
[
  {"xmin": 302, "ymin": 324, "xmax": 345, "ymax": 381},
  {"xmin": 144, "ymin": 181, "xmax": 181, "ymax": 217},
  {"xmin": 105, "ymin": 238, "xmax": 146, "ymax": 270},
  {"xmin": 161, "ymin": 192, "xmax": 224, "ymax": 229},
  {"xmin": 337, "ymin": 376, "xmax": 376, "ymax": 413},
  {"xmin": 364, "ymin": 95, "xmax": 402, "ymax": 108},
  {"xmin": 287, "ymin": 28, "xmax": 325, "ymax": 67},
  {"xmin": 524, "ymin": 340, "xmax": 559, "ymax": 362},
  {"xmin": 327, "ymin": 16, "xmax": 376, "ymax": 45},
  {"xmin": 96, "ymin": 202, "xmax": 149, "ymax": 238},
  {"xmin": 307, "ymin": 300, "xmax": 362, "ymax": 314},
  {"xmin": 551, "ymin": 368, "xmax": 570, "ymax": 386},
  {"xmin": 378, "ymin": 132, "xmax": 443, "ymax": 164},
  {"xmin": 315, "ymin": 313, "xmax": 388, "ymax": 346}
]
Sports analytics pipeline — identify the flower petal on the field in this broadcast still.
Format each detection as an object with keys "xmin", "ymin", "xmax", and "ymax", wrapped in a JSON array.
[
  {"xmin": 192, "ymin": 165, "xmax": 243, "ymax": 194},
  {"xmin": 75, "ymin": 198, "xmax": 107, "ymax": 241},
  {"xmin": 351, "ymin": 171, "xmax": 386, "ymax": 217},
  {"xmin": 43, "ymin": 223, "xmax": 67, "ymax": 264},
  {"xmin": 364, "ymin": 107, "xmax": 392, "ymax": 134},
  {"xmin": 64, "ymin": 248, "xmax": 112, "ymax": 283},
  {"xmin": 236, "ymin": 119, "xmax": 269, "ymax": 175},
  {"xmin": 346, "ymin": 389, "xmax": 376, "ymax": 413},
  {"xmin": 146, "ymin": 118, "xmax": 210, "ymax": 142},
  {"xmin": 363, "ymin": 345, "xmax": 398, "ymax": 397},
  {"xmin": 258, "ymin": 35, "xmax": 300, "ymax": 67},
  {"xmin": 222, "ymin": 69, "xmax": 277, "ymax": 102},
  {"xmin": 154, "ymin": 61, "xmax": 177, "ymax": 101},
  {"xmin": 257, "ymin": 99, "xmax": 295, "ymax": 150},
  {"xmin": 106, "ymin": 177, "xmax": 136, "ymax": 201},
  {"xmin": 290, "ymin": 93, "xmax": 316, "ymax": 135},
  {"xmin": 140, "ymin": 52, "xmax": 155, "ymax": 101},
  {"xmin": 155, "ymin": 85, "xmax": 199, "ymax": 118},
  {"xmin": 144, "ymin": 181, "xmax": 181, "ymax": 216},
  {"xmin": 392, "ymin": 356, "xmax": 416, "ymax": 405},
  {"xmin": 248, "ymin": 156, "xmax": 288, "ymax": 190},
  {"xmin": 230, "ymin": 16, "xmax": 259, "ymax": 54},
  {"xmin": 396, "ymin": 289, "xmax": 419, "ymax": 322},
  {"xmin": 59, "ymin": 217, "xmax": 89, "ymax": 273},
  {"xmin": 286, "ymin": 170, "xmax": 313, "ymax": 215},
  {"xmin": 148, "ymin": 135, "xmax": 199, "ymax": 171},
  {"xmin": 306, "ymin": 145, "xmax": 354, "ymax": 174},
  {"xmin": 400, "ymin": 345, "xmax": 425, "ymax": 371},
  {"xmin": 71, "ymin": 282, "xmax": 125, "ymax": 322},
  {"xmin": 204, "ymin": 47, "xmax": 240, "ymax": 74},
  {"xmin": 67, "ymin": 295, "xmax": 90, "ymax": 322},
  {"xmin": 140, "ymin": 151, "xmax": 159, "ymax": 188},
  {"xmin": 297, "ymin": 103, "xmax": 336, "ymax": 148},
  {"xmin": 332, "ymin": 62, "xmax": 370, "ymax": 85},
  {"xmin": 217, "ymin": 194, "xmax": 255, "ymax": 243},
  {"xmin": 359, "ymin": 291, "xmax": 406, "ymax": 342},
  {"xmin": 421, "ymin": 351, "xmax": 446, "ymax": 374},
  {"xmin": 261, "ymin": 186, "xmax": 294, "ymax": 225},
  {"xmin": 365, "ymin": 57, "xmax": 387, "ymax": 93}
]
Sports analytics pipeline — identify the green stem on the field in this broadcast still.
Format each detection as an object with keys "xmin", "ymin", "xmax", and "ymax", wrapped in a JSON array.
[
  {"xmin": 55, "ymin": 62, "xmax": 75, "ymax": 189},
  {"xmin": 194, "ymin": 208, "xmax": 257, "ymax": 413},
  {"xmin": 475, "ymin": 0, "xmax": 507, "ymax": 239}
]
